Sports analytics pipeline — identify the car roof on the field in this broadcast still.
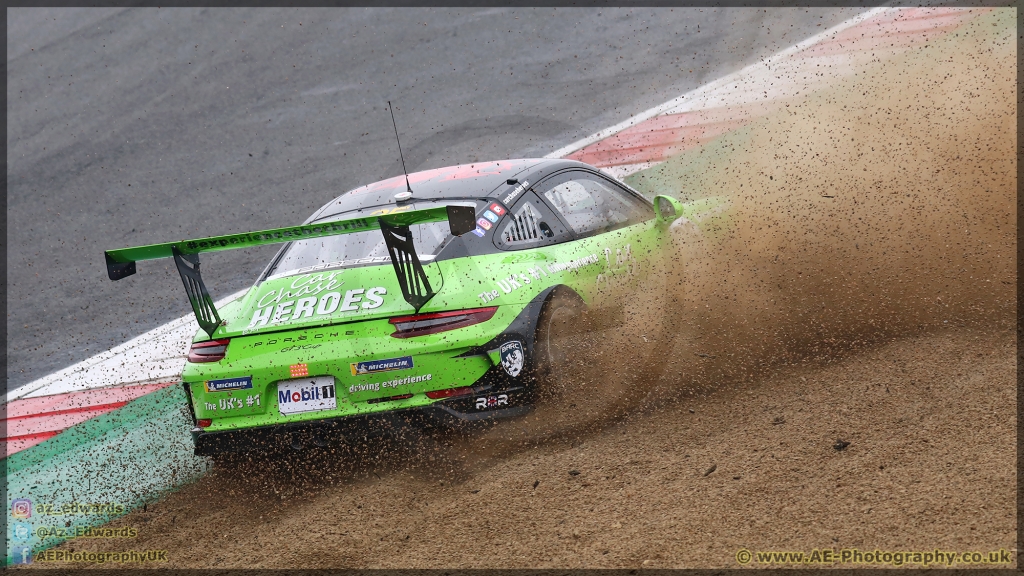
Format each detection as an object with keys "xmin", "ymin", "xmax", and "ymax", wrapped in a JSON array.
[{"xmin": 309, "ymin": 158, "xmax": 596, "ymax": 222}]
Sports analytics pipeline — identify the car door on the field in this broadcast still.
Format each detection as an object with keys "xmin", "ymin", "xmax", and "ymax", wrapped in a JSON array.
[{"xmin": 531, "ymin": 170, "xmax": 657, "ymax": 307}]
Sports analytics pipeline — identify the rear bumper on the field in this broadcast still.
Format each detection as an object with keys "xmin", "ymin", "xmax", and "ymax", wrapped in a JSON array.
[
  {"xmin": 191, "ymin": 382, "xmax": 531, "ymax": 456},
  {"xmin": 188, "ymin": 300, "xmax": 550, "ymax": 457}
]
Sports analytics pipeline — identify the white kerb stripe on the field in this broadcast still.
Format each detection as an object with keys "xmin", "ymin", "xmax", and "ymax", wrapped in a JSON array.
[
  {"xmin": 5, "ymin": 289, "xmax": 248, "ymax": 401},
  {"xmin": 545, "ymin": 6, "xmax": 889, "ymax": 160}
]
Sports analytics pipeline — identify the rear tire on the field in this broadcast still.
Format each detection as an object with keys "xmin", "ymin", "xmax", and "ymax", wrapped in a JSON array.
[
  {"xmin": 533, "ymin": 289, "xmax": 586, "ymax": 393},
  {"xmin": 478, "ymin": 285, "xmax": 670, "ymax": 448},
  {"xmin": 530, "ymin": 289, "xmax": 635, "ymax": 431}
]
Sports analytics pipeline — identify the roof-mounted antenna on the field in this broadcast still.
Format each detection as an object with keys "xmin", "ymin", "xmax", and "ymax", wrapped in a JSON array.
[{"xmin": 388, "ymin": 101, "xmax": 413, "ymax": 197}]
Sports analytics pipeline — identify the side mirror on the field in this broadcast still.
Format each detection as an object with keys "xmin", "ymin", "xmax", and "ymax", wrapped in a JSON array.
[
  {"xmin": 446, "ymin": 204, "xmax": 478, "ymax": 236},
  {"xmin": 653, "ymin": 195, "xmax": 684, "ymax": 225}
]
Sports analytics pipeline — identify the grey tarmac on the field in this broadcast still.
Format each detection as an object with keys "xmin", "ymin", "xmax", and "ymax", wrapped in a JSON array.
[{"xmin": 7, "ymin": 7, "xmax": 860, "ymax": 389}]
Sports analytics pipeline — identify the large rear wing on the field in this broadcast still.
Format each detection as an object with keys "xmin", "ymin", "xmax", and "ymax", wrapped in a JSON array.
[{"xmin": 104, "ymin": 204, "xmax": 477, "ymax": 337}]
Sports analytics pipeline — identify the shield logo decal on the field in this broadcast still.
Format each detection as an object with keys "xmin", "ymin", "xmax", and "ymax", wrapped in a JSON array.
[{"xmin": 499, "ymin": 340, "xmax": 525, "ymax": 378}]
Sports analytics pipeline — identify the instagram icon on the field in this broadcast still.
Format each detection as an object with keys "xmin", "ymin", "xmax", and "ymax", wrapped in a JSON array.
[{"xmin": 11, "ymin": 498, "xmax": 32, "ymax": 519}]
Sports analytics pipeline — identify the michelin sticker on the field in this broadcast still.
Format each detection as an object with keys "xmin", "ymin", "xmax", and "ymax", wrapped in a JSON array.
[
  {"xmin": 204, "ymin": 376, "xmax": 253, "ymax": 393},
  {"xmin": 499, "ymin": 341, "xmax": 525, "ymax": 377},
  {"xmin": 351, "ymin": 356, "xmax": 414, "ymax": 376}
]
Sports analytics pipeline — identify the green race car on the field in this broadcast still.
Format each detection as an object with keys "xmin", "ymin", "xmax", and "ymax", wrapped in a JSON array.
[{"xmin": 105, "ymin": 158, "xmax": 706, "ymax": 455}]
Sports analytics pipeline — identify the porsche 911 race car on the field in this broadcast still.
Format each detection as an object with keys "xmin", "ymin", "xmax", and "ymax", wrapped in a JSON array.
[{"xmin": 105, "ymin": 158, "xmax": 718, "ymax": 455}]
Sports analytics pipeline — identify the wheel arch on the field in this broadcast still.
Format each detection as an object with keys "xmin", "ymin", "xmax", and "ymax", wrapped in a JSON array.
[{"xmin": 458, "ymin": 283, "xmax": 584, "ymax": 360}]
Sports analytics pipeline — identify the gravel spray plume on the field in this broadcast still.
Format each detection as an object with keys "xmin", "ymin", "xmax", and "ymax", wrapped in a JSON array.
[
  {"xmin": 632, "ymin": 8, "xmax": 1015, "ymax": 402},
  {"xmin": 479, "ymin": 9, "xmax": 1015, "ymax": 449}
]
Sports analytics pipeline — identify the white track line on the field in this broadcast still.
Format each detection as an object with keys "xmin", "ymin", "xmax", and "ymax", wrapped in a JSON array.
[
  {"xmin": 6, "ymin": 290, "xmax": 247, "ymax": 401},
  {"xmin": 6, "ymin": 6, "xmax": 891, "ymax": 403},
  {"xmin": 545, "ymin": 6, "xmax": 888, "ymax": 161}
]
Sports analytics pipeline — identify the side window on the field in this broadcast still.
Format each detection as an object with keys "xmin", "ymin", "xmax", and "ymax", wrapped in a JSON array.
[
  {"xmin": 539, "ymin": 172, "xmax": 653, "ymax": 237},
  {"xmin": 494, "ymin": 191, "xmax": 571, "ymax": 250}
]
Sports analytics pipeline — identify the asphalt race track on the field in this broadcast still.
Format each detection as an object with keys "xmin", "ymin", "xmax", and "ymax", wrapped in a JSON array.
[{"xmin": 7, "ymin": 7, "xmax": 860, "ymax": 390}]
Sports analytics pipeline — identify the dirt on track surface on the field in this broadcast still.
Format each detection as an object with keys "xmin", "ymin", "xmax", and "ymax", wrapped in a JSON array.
[
  {"xmin": 38, "ymin": 9, "xmax": 1015, "ymax": 569},
  {"xmin": 38, "ymin": 329, "xmax": 1015, "ymax": 569}
]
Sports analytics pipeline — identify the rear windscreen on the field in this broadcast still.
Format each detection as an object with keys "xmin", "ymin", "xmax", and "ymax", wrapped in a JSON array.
[{"xmin": 264, "ymin": 205, "xmax": 474, "ymax": 280}]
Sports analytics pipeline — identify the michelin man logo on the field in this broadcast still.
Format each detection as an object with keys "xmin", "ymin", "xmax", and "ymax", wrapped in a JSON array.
[{"xmin": 499, "ymin": 341, "xmax": 525, "ymax": 378}]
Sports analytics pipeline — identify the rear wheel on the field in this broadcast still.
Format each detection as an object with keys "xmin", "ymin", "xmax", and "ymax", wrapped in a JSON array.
[
  {"xmin": 533, "ymin": 290, "xmax": 586, "ymax": 391},
  {"xmin": 477, "ymin": 286, "xmax": 670, "ymax": 448},
  {"xmin": 529, "ymin": 289, "xmax": 634, "ymax": 431}
]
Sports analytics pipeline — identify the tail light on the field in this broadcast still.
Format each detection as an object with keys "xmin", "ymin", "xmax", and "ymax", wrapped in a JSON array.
[
  {"xmin": 389, "ymin": 307, "xmax": 497, "ymax": 339},
  {"xmin": 188, "ymin": 339, "xmax": 230, "ymax": 363},
  {"xmin": 197, "ymin": 419, "xmax": 212, "ymax": 428},
  {"xmin": 425, "ymin": 386, "xmax": 475, "ymax": 399}
]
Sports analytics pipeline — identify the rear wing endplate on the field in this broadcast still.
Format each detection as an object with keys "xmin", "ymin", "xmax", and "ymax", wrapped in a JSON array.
[{"xmin": 104, "ymin": 204, "xmax": 477, "ymax": 337}]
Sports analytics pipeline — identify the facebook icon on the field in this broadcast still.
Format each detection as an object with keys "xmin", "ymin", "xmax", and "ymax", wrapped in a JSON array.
[{"xmin": 14, "ymin": 547, "xmax": 32, "ymax": 565}]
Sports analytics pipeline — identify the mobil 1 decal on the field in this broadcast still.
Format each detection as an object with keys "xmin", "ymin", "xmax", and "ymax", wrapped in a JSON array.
[
  {"xmin": 499, "ymin": 341, "xmax": 525, "ymax": 378},
  {"xmin": 278, "ymin": 377, "xmax": 337, "ymax": 415}
]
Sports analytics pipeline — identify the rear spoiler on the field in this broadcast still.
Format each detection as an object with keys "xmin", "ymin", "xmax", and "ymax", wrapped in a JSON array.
[{"xmin": 104, "ymin": 204, "xmax": 477, "ymax": 338}]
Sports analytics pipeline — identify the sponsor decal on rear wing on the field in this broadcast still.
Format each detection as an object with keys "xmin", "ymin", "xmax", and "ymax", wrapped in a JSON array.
[
  {"xmin": 104, "ymin": 204, "xmax": 477, "ymax": 338},
  {"xmin": 103, "ymin": 204, "xmax": 475, "ymax": 274}
]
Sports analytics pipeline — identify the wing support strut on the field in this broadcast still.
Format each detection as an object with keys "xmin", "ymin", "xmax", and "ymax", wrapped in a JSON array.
[
  {"xmin": 172, "ymin": 247, "xmax": 222, "ymax": 339},
  {"xmin": 378, "ymin": 219, "xmax": 435, "ymax": 312}
]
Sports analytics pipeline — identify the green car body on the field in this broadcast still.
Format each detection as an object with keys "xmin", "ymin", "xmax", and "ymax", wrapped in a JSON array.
[{"xmin": 105, "ymin": 158, "xmax": 723, "ymax": 455}]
